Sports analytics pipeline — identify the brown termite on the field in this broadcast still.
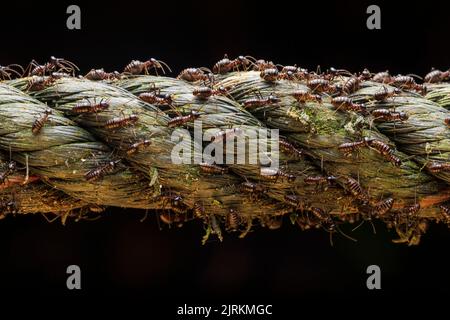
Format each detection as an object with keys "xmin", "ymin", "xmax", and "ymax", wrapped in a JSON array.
[
  {"xmin": 240, "ymin": 181, "xmax": 267, "ymax": 199},
  {"xmin": 439, "ymin": 205, "xmax": 450, "ymax": 224},
  {"xmin": 284, "ymin": 194, "xmax": 306, "ymax": 211},
  {"xmin": 358, "ymin": 68, "xmax": 372, "ymax": 81},
  {"xmin": 126, "ymin": 139, "xmax": 152, "ymax": 155},
  {"xmin": 260, "ymin": 68, "xmax": 279, "ymax": 82},
  {"xmin": 304, "ymin": 175, "xmax": 337, "ymax": 187},
  {"xmin": 199, "ymin": 162, "xmax": 228, "ymax": 174},
  {"xmin": 71, "ymin": 99, "xmax": 109, "ymax": 114},
  {"xmin": 390, "ymin": 75, "xmax": 420, "ymax": 90},
  {"xmin": 279, "ymin": 139, "xmax": 303, "ymax": 158},
  {"xmin": 123, "ymin": 58, "xmax": 171, "ymax": 75},
  {"xmin": 344, "ymin": 177, "xmax": 369, "ymax": 202},
  {"xmin": 85, "ymin": 160, "xmax": 120, "ymax": 182},
  {"xmin": 260, "ymin": 167, "xmax": 296, "ymax": 183},
  {"xmin": 372, "ymin": 197, "xmax": 394, "ymax": 217},
  {"xmin": 341, "ymin": 76, "xmax": 361, "ymax": 95},
  {"xmin": 177, "ymin": 68, "xmax": 212, "ymax": 82},
  {"xmin": 167, "ymin": 111, "xmax": 201, "ymax": 128},
  {"xmin": 337, "ymin": 138, "xmax": 370, "ymax": 156},
  {"xmin": 32, "ymin": 109, "xmax": 52, "ymax": 135},
  {"xmin": 307, "ymin": 79, "xmax": 335, "ymax": 93},
  {"xmin": 85, "ymin": 68, "xmax": 120, "ymax": 81},
  {"xmin": 373, "ymin": 86, "xmax": 401, "ymax": 101},
  {"xmin": 26, "ymin": 76, "xmax": 56, "ymax": 91},
  {"xmin": 372, "ymin": 71, "xmax": 392, "ymax": 83},
  {"xmin": 402, "ymin": 203, "xmax": 420, "ymax": 218},
  {"xmin": 253, "ymin": 59, "xmax": 276, "ymax": 71},
  {"xmin": 104, "ymin": 114, "xmax": 139, "ymax": 130},
  {"xmin": 290, "ymin": 89, "xmax": 322, "ymax": 103},
  {"xmin": 226, "ymin": 209, "xmax": 243, "ymax": 232},
  {"xmin": 371, "ymin": 109, "xmax": 408, "ymax": 122},
  {"xmin": 331, "ymin": 96, "xmax": 367, "ymax": 114},
  {"xmin": 212, "ymin": 54, "xmax": 255, "ymax": 74},
  {"xmin": 139, "ymin": 91, "xmax": 173, "ymax": 106},
  {"xmin": 193, "ymin": 201, "xmax": 206, "ymax": 219},
  {"xmin": 366, "ymin": 139, "xmax": 394, "ymax": 156},
  {"xmin": 424, "ymin": 69, "xmax": 450, "ymax": 83},
  {"xmin": 426, "ymin": 162, "xmax": 450, "ymax": 173},
  {"xmin": 211, "ymin": 128, "xmax": 243, "ymax": 143},
  {"xmin": 210, "ymin": 214, "xmax": 224, "ymax": 242},
  {"xmin": 193, "ymin": 86, "xmax": 228, "ymax": 99},
  {"xmin": 243, "ymin": 93, "xmax": 280, "ymax": 109}
]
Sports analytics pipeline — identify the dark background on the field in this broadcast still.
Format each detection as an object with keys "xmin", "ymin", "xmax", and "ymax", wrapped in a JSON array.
[{"xmin": 0, "ymin": 0, "xmax": 449, "ymax": 316}]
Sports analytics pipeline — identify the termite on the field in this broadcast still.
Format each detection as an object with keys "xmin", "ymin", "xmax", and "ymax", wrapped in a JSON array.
[
  {"xmin": 374, "ymin": 198, "xmax": 394, "ymax": 217},
  {"xmin": 71, "ymin": 99, "xmax": 109, "ymax": 114},
  {"xmin": 402, "ymin": 203, "xmax": 420, "ymax": 217},
  {"xmin": 193, "ymin": 86, "xmax": 228, "ymax": 99},
  {"xmin": 445, "ymin": 118, "xmax": 450, "ymax": 127},
  {"xmin": 371, "ymin": 109, "xmax": 408, "ymax": 122},
  {"xmin": 373, "ymin": 86, "xmax": 401, "ymax": 101},
  {"xmin": 85, "ymin": 68, "xmax": 120, "ymax": 81},
  {"xmin": 253, "ymin": 59, "xmax": 276, "ymax": 71},
  {"xmin": 210, "ymin": 128, "xmax": 243, "ymax": 143},
  {"xmin": 279, "ymin": 139, "xmax": 303, "ymax": 158},
  {"xmin": 304, "ymin": 175, "xmax": 337, "ymax": 186},
  {"xmin": 85, "ymin": 160, "xmax": 120, "ymax": 182},
  {"xmin": 260, "ymin": 68, "xmax": 279, "ymax": 82},
  {"xmin": 226, "ymin": 209, "xmax": 243, "ymax": 232},
  {"xmin": 426, "ymin": 162, "xmax": 450, "ymax": 173},
  {"xmin": 199, "ymin": 163, "xmax": 228, "ymax": 174},
  {"xmin": 290, "ymin": 90, "xmax": 322, "ymax": 103},
  {"xmin": 366, "ymin": 139, "xmax": 394, "ymax": 156},
  {"xmin": 26, "ymin": 76, "xmax": 55, "ymax": 91},
  {"xmin": 260, "ymin": 167, "xmax": 296, "ymax": 183},
  {"xmin": 372, "ymin": 71, "xmax": 392, "ymax": 83},
  {"xmin": 32, "ymin": 109, "xmax": 52, "ymax": 135},
  {"xmin": 337, "ymin": 138, "xmax": 370, "ymax": 156},
  {"xmin": 341, "ymin": 76, "xmax": 360, "ymax": 95},
  {"xmin": 139, "ymin": 91, "xmax": 173, "ymax": 106},
  {"xmin": 126, "ymin": 139, "xmax": 152, "ymax": 155},
  {"xmin": 167, "ymin": 111, "xmax": 201, "ymax": 128},
  {"xmin": 123, "ymin": 58, "xmax": 171, "ymax": 75},
  {"xmin": 424, "ymin": 69, "xmax": 450, "ymax": 83},
  {"xmin": 243, "ymin": 93, "xmax": 280, "ymax": 109},
  {"xmin": 331, "ymin": 96, "xmax": 367, "ymax": 113},
  {"xmin": 307, "ymin": 79, "xmax": 335, "ymax": 93},
  {"xmin": 104, "ymin": 115, "xmax": 139, "ymax": 130},
  {"xmin": 177, "ymin": 68, "xmax": 212, "ymax": 82},
  {"xmin": 344, "ymin": 177, "xmax": 369, "ymax": 202},
  {"xmin": 439, "ymin": 205, "xmax": 450, "ymax": 223}
]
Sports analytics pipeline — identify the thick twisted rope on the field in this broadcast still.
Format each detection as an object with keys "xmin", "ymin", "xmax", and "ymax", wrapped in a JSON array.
[{"xmin": 1, "ymin": 61, "xmax": 450, "ymax": 245}]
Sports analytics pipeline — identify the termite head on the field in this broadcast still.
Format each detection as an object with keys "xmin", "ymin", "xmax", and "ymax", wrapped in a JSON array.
[
  {"xmin": 190, "ymin": 111, "xmax": 201, "ymax": 119},
  {"xmin": 393, "ymin": 88, "xmax": 402, "ymax": 95},
  {"xmin": 268, "ymin": 93, "xmax": 281, "ymax": 104},
  {"xmin": 44, "ymin": 108, "xmax": 53, "ymax": 115},
  {"xmin": 8, "ymin": 161, "xmax": 17, "ymax": 171},
  {"xmin": 216, "ymin": 86, "xmax": 228, "ymax": 95},
  {"xmin": 399, "ymin": 112, "xmax": 409, "ymax": 121},
  {"xmin": 287, "ymin": 174, "xmax": 296, "ymax": 183},
  {"xmin": 129, "ymin": 114, "xmax": 139, "ymax": 122}
]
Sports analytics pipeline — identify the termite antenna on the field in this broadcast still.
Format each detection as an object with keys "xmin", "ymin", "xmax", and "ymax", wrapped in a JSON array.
[{"xmin": 336, "ymin": 225, "xmax": 358, "ymax": 242}]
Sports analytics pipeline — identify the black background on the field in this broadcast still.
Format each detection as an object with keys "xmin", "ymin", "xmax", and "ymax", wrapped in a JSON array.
[{"xmin": 1, "ymin": 0, "xmax": 449, "ymax": 316}]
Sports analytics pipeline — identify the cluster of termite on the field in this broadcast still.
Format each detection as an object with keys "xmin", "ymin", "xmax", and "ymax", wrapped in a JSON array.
[{"xmin": 1, "ymin": 56, "xmax": 450, "ymax": 244}]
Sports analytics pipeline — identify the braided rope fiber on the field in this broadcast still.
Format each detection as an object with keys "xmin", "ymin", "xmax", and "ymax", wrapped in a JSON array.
[{"xmin": 1, "ymin": 57, "xmax": 450, "ymax": 245}]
